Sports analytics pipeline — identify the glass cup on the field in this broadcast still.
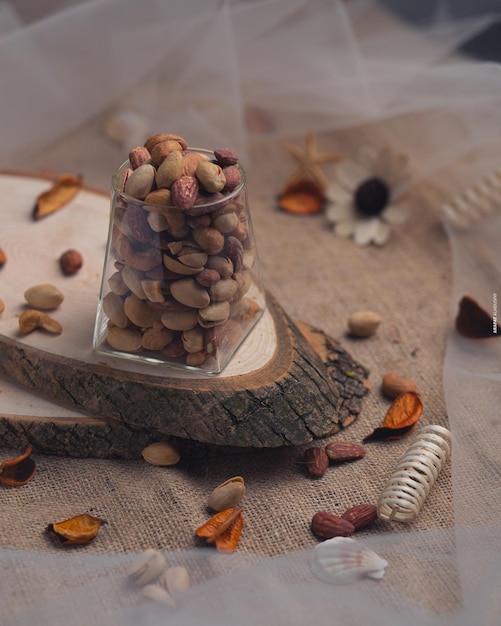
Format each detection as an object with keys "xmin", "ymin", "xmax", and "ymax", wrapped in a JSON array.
[{"xmin": 93, "ymin": 150, "xmax": 266, "ymax": 374}]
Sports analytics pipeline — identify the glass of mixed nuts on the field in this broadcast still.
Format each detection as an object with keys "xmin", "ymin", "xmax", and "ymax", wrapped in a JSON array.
[{"xmin": 93, "ymin": 133, "xmax": 265, "ymax": 374}]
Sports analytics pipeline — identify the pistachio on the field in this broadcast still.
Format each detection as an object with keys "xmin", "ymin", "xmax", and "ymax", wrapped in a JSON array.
[
  {"xmin": 141, "ymin": 322, "xmax": 174, "ymax": 350},
  {"xmin": 161, "ymin": 308, "xmax": 199, "ymax": 331},
  {"xmin": 198, "ymin": 301, "xmax": 230, "ymax": 327},
  {"xmin": 211, "ymin": 207, "xmax": 239, "ymax": 233},
  {"xmin": 151, "ymin": 140, "xmax": 183, "ymax": 168},
  {"xmin": 124, "ymin": 163, "xmax": 156, "ymax": 200},
  {"xmin": 207, "ymin": 476, "xmax": 246, "ymax": 511},
  {"xmin": 195, "ymin": 161, "xmax": 226, "ymax": 193},
  {"xmin": 206, "ymin": 255, "xmax": 233, "ymax": 278},
  {"xmin": 140, "ymin": 280, "xmax": 165, "ymax": 303},
  {"xmin": 163, "ymin": 254, "xmax": 204, "ymax": 276},
  {"xmin": 141, "ymin": 441, "xmax": 180, "ymax": 466},
  {"xmin": 102, "ymin": 291, "xmax": 128, "ymax": 328},
  {"xmin": 155, "ymin": 150, "xmax": 184, "ymax": 188},
  {"xmin": 144, "ymin": 133, "xmax": 188, "ymax": 153},
  {"xmin": 18, "ymin": 309, "xmax": 62, "ymax": 334},
  {"xmin": 128, "ymin": 548, "xmax": 167, "ymax": 586},
  {"xmin": 192, "ymin": 227, "xmax": 225, "ymax": 254},
  {"xmin": 24, "ymin": 284, "xmax": 64, "ymax": 310},
  {"xmin": 185, "ymin": 350, "xmax": 207, "ymax": 366},
  {"xmin": 209, "ymin": 278, "xmax": 238, "ymax": 302},
  {"xmin": 106, "ymin": 327, "xmax": 142, "ymax": 352},
  {"xmin": 124, "ymin": 294, "xmax": 162, "ymax": 327},
  {"xmin": 347, "ymin": 310, "xmax": 381, "ymax": 337},
  {"xmin": 170, "ymin": 278, "xmax": 210, "ymax": 309},
  {"xmin": 182, "ymin": 326, "xmax": 205, "ymax": 353},
  {"xmin": 108, "ymin": 271, "xmax": 129, "ymax": 296},
  {"xmin": 144, "ymin": 188, "xmax": 172, "ymax": 208},
  {"xmin": 121, "ymin": 265, "xmax": 147, "ymax": 299},
  {"xmin": 147, "ymin": 212, "xmax": 169, "ymax": 233}
]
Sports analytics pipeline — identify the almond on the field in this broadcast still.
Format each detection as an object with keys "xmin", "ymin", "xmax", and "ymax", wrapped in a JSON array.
[
  {"xmin": 341, "ymin": 504, "xmax": 378, "ymax": 530},
  {"xmin": 324, "ymin": 441, "xmax": 366, "ymax": 463},
  {"xmin": 171, "ymin": 176, "xmax": 199, "ymax": 211},
  {"xmin": 382, "ymin": 371, "xmax": 417, "ymax": 399},
  {"xmin": 311, "ymin": 511, "xmax": 355, "ymax": 539},
  {"xmin": 304, "ymin": 447, "xmax": 329, "ymax": 477}
]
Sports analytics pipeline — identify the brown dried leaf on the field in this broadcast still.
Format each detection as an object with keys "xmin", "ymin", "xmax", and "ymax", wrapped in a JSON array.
[
  {"xmin": 196, "ymin": 506, "xmax": 244, "ymax": 553},
  {"xmin": 364, "ymin": 391, "xmax": 423, "ymax": 442},
  {"xmin": 47, "ymin": 513, "xmax": 107, "ymax": 546},
  {"xmin": 33, "ymin": 173, "xmax": 83, "ymax": 220},
  {"xmin": 278, "ymin": 179, "xmax": 325, "ymax": 215},
  {"xmin": 0, "ymin": 446, "xmax": 36, "ymax": 486},
  {"xmin": 455, "ymin": 295, "xmax": 500, "ymax": 338}
]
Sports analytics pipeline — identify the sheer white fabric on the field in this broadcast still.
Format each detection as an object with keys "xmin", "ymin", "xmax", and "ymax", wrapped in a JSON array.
[{"xmin": 1, "ymin": 1, "xmax": 500, "ymax": 623}]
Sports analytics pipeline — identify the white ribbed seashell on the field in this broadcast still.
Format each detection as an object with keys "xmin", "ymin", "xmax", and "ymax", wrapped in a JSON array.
[
  {"xmin": 442, "ymin": 166, "xmax": 501, "ymax": 229},
  {"xmin": 377, "ymin": 425, "xmax": 452, "ymax": 523},
  {"xmin": 310, "ymin": 537, "xmax": 388, "ymax": 585}
]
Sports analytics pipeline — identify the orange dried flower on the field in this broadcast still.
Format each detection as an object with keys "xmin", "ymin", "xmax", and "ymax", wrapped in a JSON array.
[
  {"xmin": 47, "ymin": 513, "xmax": 107, "ymax": 546},
  {"xmin": 278, "ymin": 179, "xmax": 325, "ymax": 215},
  {"xmin": 363, "ymin": 391, "xmax": 423, "ymax": 442},
  {"xmin": 0, "ymin": 446, "xmax": 36, "ymax": 486},
  {"xmin": 33, "ymin": 173, "xmax": 83, "ymax": 220},
  {"xmin": 196, "ymin": 506, "xmax": 244, "ymax": 553}
]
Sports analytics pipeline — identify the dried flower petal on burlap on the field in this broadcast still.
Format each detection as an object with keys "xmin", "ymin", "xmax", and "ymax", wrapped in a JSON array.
[
  {"xmin": 33, "ymin": 173, "xmax": 83, "ymax": 220},
  {"xmin": 0, "ymin": 446, "xmax": 36, "ymax": 486},
  {"xmin": 47, "ymin": 513, "xmax": 107, "ymax": 546},
  {"xmin": 326, "ymin": 145, "xmax": 411, "ymax": 246},
  {"xmin": 455, "ymin": 295, "xmax": 500, "ymax": 338},
  {"xmin": 363, "ymin": 391, "xmax": 423, "ymax": 442},
  {"xmin": 196, "ymin": 506, "xmax": 244, "ymax": 553},
  {"xmin": 278, "ymin": 179, "xmax": 325, "ymax": 215}
]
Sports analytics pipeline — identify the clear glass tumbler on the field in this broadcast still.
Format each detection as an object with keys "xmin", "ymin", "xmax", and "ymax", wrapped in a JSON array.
[{"xmin": 93, "ymin": 150, "xmax": 265, "ymax": 374}]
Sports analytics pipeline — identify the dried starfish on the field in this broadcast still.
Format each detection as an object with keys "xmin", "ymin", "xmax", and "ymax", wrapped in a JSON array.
[{"xmin": 284, "ymin": 131, "xmax": 342, "ymax": 189}]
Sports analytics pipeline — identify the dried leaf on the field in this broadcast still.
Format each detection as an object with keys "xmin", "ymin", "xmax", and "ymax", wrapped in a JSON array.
[
  {"xmin": 47, "ymin": 513, "xmax": 107, "ymax": 546},
  {"xmin": 278, "ymin": 179, "xmax": 325, "ymax": 215},
  {"xmin": 364, "ymin": 391, "xmax": 423, "ymax": 442},
  {"xmin": 0, "ymin": 446, "xmax": 36, "ymax": 486},
  {"xmin": 196, "ymin": 506, "xmax": 244, "ymax": 553},
  {"xmin": 455, "ymin": 295, "xmax": 500, "ymax": 338},
  {"xmin": 33, "ymin": 173, "xmax": 83, "ymax": 220}
]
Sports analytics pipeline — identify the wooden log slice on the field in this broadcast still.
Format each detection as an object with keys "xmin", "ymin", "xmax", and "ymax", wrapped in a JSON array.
[{"xmin": 0, "ymin": 171, "xmax": 369, "ymax": 456}]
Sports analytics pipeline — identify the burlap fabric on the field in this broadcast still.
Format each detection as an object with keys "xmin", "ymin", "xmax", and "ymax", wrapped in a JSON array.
[{"xmin": 0, "ymin": 126, "xmax": 459, "ymax": 614}]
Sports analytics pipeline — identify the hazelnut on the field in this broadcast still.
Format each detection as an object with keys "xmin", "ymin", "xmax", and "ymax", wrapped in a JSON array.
[{"xmin": 59, "ymin": 249, "xmax": 83, "ymax": 275}]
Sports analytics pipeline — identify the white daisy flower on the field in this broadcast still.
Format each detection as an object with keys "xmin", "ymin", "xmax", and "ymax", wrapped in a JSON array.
[{"xmin": 325, "ymin": 145, "xmax": 412, "ymax": 246}]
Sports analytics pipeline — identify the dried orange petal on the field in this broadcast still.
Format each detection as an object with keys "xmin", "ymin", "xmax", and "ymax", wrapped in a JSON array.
[
  {"xmin": 196, "ymin": 506, "xmax": 244, "ymax": 553},
  {"xmin": 278, "ymin": 179, "xmax": 325, "ymax": 215},
  {"xmin": 364, "ymin": 392, "xmax": 423, "ymax": 442},
  {"xmin": 47, "ymin": 513, "xmax": 107, "ymax": 546},
  {"xmin": 0, "ymin": 446, "xmax": 36, "ymax": 486},
  {"xmin": 33, "ymin": 173, "xmax": 83, "ymax": 220},
  {"xmin": 455, "ymin": 295, "xmax": 500, "ymax": 338}
]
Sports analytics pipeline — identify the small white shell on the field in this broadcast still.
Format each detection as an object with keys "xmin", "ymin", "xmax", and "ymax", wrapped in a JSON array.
[
  {"xmin": 128, "ymin": 548, "xmax": 167, "ymax": 586},
  {"xmin": 161, "ymin": 565, "xmax": 191, "ymax": 594},
  {"xmin": 141, "ymin": 584, "xmax": 176, "ymax": 607},
  {"xmin": 310, "ymin": 537, "xmax": 388, "ymax": 585}
]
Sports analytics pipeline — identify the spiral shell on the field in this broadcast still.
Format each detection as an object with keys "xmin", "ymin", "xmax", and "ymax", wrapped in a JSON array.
[
  {"xmin": 442, "ymin": 166, "xmax": 501, "ymax": 229},
  {"xmin": 377, "ymin": 425, "xmax": 452, "ymax": 523}
]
